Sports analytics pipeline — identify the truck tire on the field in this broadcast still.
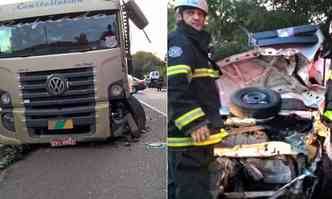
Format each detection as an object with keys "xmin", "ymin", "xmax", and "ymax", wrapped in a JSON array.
[
  {"xmin": 127, "ymin": 95, "xmax": 146, "ymax": 137},
  {"xmin": 230, "ymin": 87, "xmax": 281, "ymax": 119}
]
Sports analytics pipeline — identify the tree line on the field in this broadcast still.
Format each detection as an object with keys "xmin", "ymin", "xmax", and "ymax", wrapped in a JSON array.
[{"xmin": 131, "ymin": 51, "xmax": 166, "ymax": 80}]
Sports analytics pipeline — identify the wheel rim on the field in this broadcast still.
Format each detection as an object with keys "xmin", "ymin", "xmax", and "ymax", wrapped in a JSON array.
[{"xmin": 242, "ymin": 91, "xmax": 269, "ymax": 104}]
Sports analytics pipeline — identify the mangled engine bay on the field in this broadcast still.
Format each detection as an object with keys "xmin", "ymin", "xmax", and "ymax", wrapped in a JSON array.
[{"xmin": 214, "ymin": 46, "xmax": 332, "ymax": 198}]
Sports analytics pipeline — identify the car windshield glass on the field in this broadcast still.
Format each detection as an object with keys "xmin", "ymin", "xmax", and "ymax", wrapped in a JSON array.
[{"xmin": 0, "ymin": 12, "xmax": 119, "ymax": 58}]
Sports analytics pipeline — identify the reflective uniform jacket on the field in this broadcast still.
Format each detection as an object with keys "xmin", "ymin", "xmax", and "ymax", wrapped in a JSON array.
[{"xmin": 167, "ymin": 22, "xmax": 225, "ymax": 147}]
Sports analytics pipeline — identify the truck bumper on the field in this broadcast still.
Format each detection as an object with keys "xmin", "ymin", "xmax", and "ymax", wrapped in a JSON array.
[{"xmin": 0, "ymin": 101, "xmax": 111, "ymax": 144}]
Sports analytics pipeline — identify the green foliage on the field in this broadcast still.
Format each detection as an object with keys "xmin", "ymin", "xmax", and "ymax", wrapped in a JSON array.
[
  {"xmin": 132, "ymin": 51, "xmax": 165, "ymax": 79},
  {"xmin": 168, "ymin": 3, "xmax": 177, "ymax": 33}
]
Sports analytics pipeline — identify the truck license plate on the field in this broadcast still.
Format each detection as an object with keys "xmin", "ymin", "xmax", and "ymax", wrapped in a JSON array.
[
  {"xmin": 51, "ymin": 137, "xmax": 77, "ymax": 147},
  {"xmin": 48, "ymin": 119, "xmax": 73, "ymax": 130}
]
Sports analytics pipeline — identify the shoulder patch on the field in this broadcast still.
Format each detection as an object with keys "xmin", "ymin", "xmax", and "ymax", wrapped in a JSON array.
[{"xmin": 168, "ymin": 46, "xmax": 183, "ymax": 58}]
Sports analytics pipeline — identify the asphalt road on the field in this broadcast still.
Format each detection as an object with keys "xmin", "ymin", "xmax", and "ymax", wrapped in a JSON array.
[
  {"xmin": 134, "ymin": 88, "xmax": 167, "ymax": 116},
  {"xmin": 0, "ymin": 89, "xmax": 167, "ymax": 199}
]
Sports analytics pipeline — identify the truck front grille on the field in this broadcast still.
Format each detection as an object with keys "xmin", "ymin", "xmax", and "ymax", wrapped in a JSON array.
[{"xmin": 19, "ymin": 67, "xmax": 96, "ymax": 136}]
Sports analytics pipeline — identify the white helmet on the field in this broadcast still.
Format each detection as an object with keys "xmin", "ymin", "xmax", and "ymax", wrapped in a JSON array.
[{"xmin": 174, "ymin": 0, "xmax": 208, "ymax": 15}]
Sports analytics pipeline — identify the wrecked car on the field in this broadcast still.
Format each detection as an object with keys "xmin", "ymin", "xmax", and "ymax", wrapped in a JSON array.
[{"xmin": 214, "ymin": 24, "xmax": 332, "ymax": 199}]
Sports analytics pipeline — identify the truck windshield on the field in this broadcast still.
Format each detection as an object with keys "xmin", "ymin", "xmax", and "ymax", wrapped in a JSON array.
[{"xmin": 0, "ymin": 12, "xmax": 119, "ymax": 58}]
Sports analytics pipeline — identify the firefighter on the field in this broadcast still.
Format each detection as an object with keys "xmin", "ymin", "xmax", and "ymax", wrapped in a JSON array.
[
  {"xmin": 167, "ymin": 0, "xmax": 227, "ymax": 198},
  {"xmin": 323, "ymin": 21, "xmax": 332, "ymax": 122}
]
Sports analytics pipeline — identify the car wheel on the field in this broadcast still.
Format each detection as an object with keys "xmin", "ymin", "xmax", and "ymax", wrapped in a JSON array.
[
  {"xmin": 127, "ymin": 95, "xmax": 146, "ymax": 138},
  {"xmin": 229, "ymin": 87, "xmax": 281, "ymax": 119}
]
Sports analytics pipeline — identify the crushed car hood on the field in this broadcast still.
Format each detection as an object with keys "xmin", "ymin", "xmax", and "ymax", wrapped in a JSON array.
[
  {"xmin": 216, "ymin": 47, "xmax": 328, "ymax": 111},
  {"xmin": 216, "ymin": 26, "xmax": 329, "ymax": 112}
]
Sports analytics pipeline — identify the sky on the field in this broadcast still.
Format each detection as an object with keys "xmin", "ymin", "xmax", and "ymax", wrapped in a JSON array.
[{"xmin": 0, "ymin": 0, "xmax": 167, "ymax": 60}]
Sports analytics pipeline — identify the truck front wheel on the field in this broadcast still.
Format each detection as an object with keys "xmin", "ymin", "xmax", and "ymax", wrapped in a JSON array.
[{"xmin": 127, "ymin": 95, "xmax": 146, "ymax": 138}]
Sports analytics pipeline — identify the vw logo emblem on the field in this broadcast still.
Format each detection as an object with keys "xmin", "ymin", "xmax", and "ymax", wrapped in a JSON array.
[{"xmin": 46, "ymin": 74, "xmax": 68, "ymax": 96}]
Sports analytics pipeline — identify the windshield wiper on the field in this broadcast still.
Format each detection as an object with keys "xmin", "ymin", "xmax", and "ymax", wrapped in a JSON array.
[
  {"xmin": 48, "ymin": 41, "xmax": 75, "ymax": 47},
  {"xmin": 0, "ymin": 49, "xmax": 36, "ymax": 58},
  {"xmin": 0, "ymin": 43, "xmax": 97, "ymax": 58},
  {"xmin": 6, "ymin": 45, "xmax": 43, "ymax": 57}
]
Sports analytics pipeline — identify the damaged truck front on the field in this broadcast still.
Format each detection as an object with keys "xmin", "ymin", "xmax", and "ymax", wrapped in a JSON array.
[
  {"xmin": 214, "ymin": 25, "xmax": 332, "ymax": 199},
  {"xmin": 0, "ymin": 0, "xmax": 148, "ymax": 146}
]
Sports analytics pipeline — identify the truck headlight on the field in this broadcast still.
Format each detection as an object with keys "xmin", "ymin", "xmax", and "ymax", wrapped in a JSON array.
[
  {"xmin": 2, "ymin": 112, "xmax": 15, "ymax": 132},
  {"xmin": 111, "ymin": 85, "xmax": 123, "ymax": 97},
  {"xmin": 1, "ymin": 93, "xmax": 11, "ymax": 105}
]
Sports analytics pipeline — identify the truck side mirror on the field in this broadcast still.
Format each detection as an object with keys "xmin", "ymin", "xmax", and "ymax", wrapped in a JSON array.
[{"xmin": 124, "ymin": 0, "xmax": 149, "ymax": 30}]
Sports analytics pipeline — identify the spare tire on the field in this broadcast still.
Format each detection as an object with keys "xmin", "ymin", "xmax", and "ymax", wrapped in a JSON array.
[{"xmin": 230, "ymin": 87, "xmax": 281, "ymax": 119}]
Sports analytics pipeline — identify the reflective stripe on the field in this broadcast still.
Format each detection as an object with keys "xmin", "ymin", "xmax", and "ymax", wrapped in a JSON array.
[
  {"xmin": 167, "ymin": 66, "xmax": 219, "ymax": 78},
  {"xmin": 192, "ymin": 68, "xmax": 219, "ymax": 78},
  {"xmin": 167, "ymin": 129, "xmax": 229, "ymax": 147},
  {"xmin": 175, "ymin": 107, "xmax": 205, "ymax": 130},
  {"xmin": 167, "ymin": 65, "xmax": 192, "ymax": 77},
  {"xmin": 329, "ymin": 70, "xmax": 332, "ymax": 80},
  {"xmin": 324, "ymin": 110, "xmax": 332, "ymax": 121}
]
